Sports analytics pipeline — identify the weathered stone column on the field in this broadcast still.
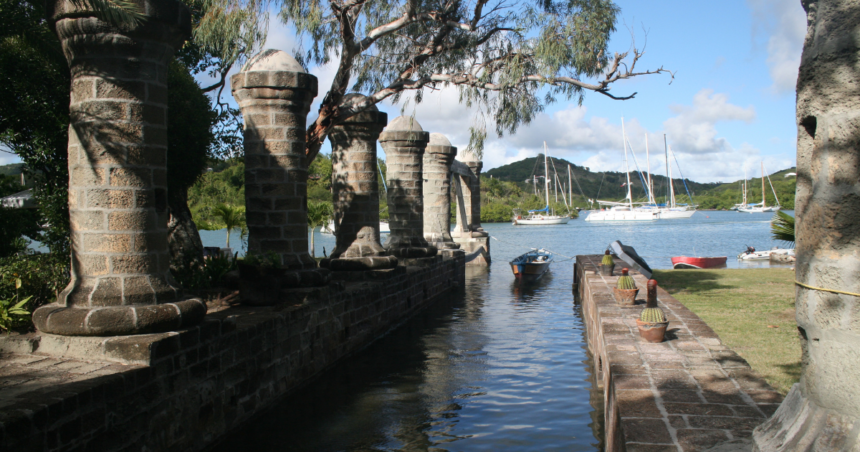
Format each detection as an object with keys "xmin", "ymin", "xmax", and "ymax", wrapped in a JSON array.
[
  {"xmin": 455, "ymin": 149, "xmax": 487, "ymax": 235},
  {"xmin": 324, "ymin": 94, "xmax": 398, "ymax": 271},
  {"xmin": 753, "ymin": 1, "xmax": 860, "ymax": 450},
  {"xmin": 33, "ymin": 0, "xmax": 206, "ymax": 336},
  {"xmin": 423, "ymin": 133, "xmax": 459, "ymax": 249},
  {"xmin": 378, "ymin": 116, "xmax": 437, "ymax": 259},
  {"xmin": 231, "ymin": 50, "xmax": 317, "ymax": 270}
]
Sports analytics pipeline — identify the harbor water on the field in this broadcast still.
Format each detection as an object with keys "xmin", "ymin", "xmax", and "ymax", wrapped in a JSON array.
[{"xmin": 209, "ymin": 211, "xmax": 791, "ymax": 451}]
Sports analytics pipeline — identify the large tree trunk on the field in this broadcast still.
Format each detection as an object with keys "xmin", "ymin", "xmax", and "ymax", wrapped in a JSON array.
[
  {"xmin": 752, "ymin": 1, "xmax": 860, "ymax": 450},
  {"xmin": 168, "ymin": 186, "xmax": 204, "ymax": 275}
]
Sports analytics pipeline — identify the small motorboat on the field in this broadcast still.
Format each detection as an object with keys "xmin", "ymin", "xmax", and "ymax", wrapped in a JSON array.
[
  {"xmin": 510, "ymin": 249, "xmax": 553, "ymax": 282},
  {"xmin": 737, "ymin": 246, "xmax": 794, "ymax": 261},
  {"xmin": 671, "ymin": 256, "xmax": 728, "ymax": 269}
]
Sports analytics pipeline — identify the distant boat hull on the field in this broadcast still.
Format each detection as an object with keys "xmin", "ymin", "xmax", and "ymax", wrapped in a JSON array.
[
  {"xmin": 585, "ymin": 210, "xmax": 657, "ymax": 222},
  {"xmin": 514, "ymin": 215, "xmax": 570, "ymax": 225},
  {"xmin": 510, "ymin": 249, "xmax": 553, "ymax": 282},
  {"xmin": 671, "ymin": 256, "xmax": 727, "ymax": 269},
  {"xmin": 738, "ymin": 248, "xmax": 794, "ymax": 260}
]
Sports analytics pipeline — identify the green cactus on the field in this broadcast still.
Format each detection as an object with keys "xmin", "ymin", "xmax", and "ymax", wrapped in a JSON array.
[
  {"xmin": 601, "ymin": 251, "xmax": 614, "ymax": 266},
  {"xmin": 616, "ymin": 269, "xmax": 636, "ymax": 290},
  {"xmin": 640, "ymin": 307, "xmax": 667, "ymax": 324}
]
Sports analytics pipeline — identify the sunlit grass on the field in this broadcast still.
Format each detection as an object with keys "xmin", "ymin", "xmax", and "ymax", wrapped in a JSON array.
[{"xmin": 653, "ymin": 268, "xmax": 800, "ymax": 394}]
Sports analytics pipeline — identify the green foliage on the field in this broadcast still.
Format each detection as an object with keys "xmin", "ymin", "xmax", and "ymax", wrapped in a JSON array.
[
  {"xmin": 171, "ymin": 252, "xmax": 237, "ymax": 291},
  {"xmin": 0, "ymin": 254, "xmax": 69, "ymax": 311},
  {"xmin": 639, "ymin": 307, "xmax": 667, "ymax": 324},
  {"xmin": 189, "ymin": 160, "xmax": 245, "ymax": 225},
  {"xmin": 70, "ymin": 0, "xmax": 145, "ymax": 27},
  {"xmin": 204, "ymin": 204, "xmax": 246, "ymax": 249},
  {"xmin": 0, "ymin": 0, "xmax": 71, "ymax": 256},
  {"xmin": 307, "ymin": 200, "xmax": 332, "ymax": 257},
  {"xmin": 0, "ymin": 175, "xmax": 41, "ymax": 258},
  {"xmin": 617, "ymin": 274, "xmax": 636, "ymax": 290},
  {"xmin": 0, "ymin": 295, "xmax": 31, "ymax": 333},
  {"xmin": 486, "ymin": 157, "xmax": 798, "ymax": 211},
  {"xmin": 771, "ymin": 211, "xmax": 795, "ymax": 245},
  {"xmin": 167, "ymin": 59, "xmax": 218, "ymax": 198}
]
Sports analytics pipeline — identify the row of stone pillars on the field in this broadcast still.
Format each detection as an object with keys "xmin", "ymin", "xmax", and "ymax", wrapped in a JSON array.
[{"xmin": 32, "ymin": 23, "xmax": 484, "ymax": 335}]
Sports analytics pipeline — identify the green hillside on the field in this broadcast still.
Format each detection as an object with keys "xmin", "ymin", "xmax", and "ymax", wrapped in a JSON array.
[{"xmin": 484, "ymin": 156, "xmax": 795, "ymax": 210}]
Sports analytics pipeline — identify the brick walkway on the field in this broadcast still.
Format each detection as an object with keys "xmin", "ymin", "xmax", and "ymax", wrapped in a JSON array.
[{"xmin": 575, "ymin": 255, "xmax": 784, "ymax": 452}]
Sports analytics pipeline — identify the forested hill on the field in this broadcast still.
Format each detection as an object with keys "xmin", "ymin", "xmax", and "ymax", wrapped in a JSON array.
[{"xmin": 484, "ymin": 155, "xmax": 718, "ymax": 202}]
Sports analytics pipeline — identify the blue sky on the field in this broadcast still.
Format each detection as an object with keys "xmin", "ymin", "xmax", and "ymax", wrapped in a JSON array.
[
  {"xmin": 244, "ymin": 0, "xmax": 806, "ymax": 183},
  {"xmin": 0, "ymin": 0, "xmax": 805, "ymax": 184}
]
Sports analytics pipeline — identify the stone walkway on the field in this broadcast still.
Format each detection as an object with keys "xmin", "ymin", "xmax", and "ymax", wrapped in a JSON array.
[{"xmin": 576, "ymin": 255, "xmax": 784, "ymax": 452}]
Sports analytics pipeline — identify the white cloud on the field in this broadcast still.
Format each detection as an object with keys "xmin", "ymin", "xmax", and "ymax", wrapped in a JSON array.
[
  {"xmin": 748, "ymin": 0, "xmax": 807, "ymax": 94},
  {"xmin": 0, "ymin": 151, "xmax": 21, "ymax": 166},
  {"xmin": 663, "ymin": 89, "xmax": 755, "ymax": 155}
]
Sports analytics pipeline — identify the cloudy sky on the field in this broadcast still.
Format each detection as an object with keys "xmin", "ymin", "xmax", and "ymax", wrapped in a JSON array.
[
  {"xmin": 268, "ymin": 0, "xmax": 806, "ymax": 183},
  {"xmin": 0, "ymin": 0, "xmax": 806, "ymax": 184}
]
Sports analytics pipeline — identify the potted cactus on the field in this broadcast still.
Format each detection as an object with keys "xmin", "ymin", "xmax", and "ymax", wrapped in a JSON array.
[
  {"xmin": 636, "ymin": 279, "xmax": 669, "ymax": 342},
  {"xmin": 613, "ymin": 268, "xmax": 639, "ymax": 305},
  {"xmin": 598, "ymin": 250, "xmax": 615, "ymax": 276}
]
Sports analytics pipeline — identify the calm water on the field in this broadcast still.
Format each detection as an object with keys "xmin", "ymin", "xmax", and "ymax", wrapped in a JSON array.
[{"xmin": 210, "ymin": 211, "xmax": 790, "ymax": 451}]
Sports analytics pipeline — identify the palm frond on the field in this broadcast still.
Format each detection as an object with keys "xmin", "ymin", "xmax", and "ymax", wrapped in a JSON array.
[
  {"xmin": 771, "ymin": 211, "xmax": 795, "ymax": 245},
  {"xmin": 71, "ymin": 0, "xmax": 146, "ymax": 28}
]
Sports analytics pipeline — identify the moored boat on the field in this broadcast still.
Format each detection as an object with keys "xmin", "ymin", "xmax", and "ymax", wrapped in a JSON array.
[
  {"xmin": 671, "ymin": 256, "xmax": 728, "ymax": 269},
  {"xmin": 737, "ymin": 246, "xmax": 794, "ymax": 261},
  {"xmin": 510, "ymin": 249, "xmax": 553, "ymax": 282}
]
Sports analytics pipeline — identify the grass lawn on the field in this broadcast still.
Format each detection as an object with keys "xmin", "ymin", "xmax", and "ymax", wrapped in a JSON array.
[{"xmin": 653, "ymin": 268, "xmax": 801, "ymax": 395}]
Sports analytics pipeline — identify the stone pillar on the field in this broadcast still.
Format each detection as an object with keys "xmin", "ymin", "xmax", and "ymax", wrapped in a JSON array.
[
  {"xmin": 452, "ymin": 150, "xmax": 490, "ymax": 266},
  {"xmin": 324, "ymin": 94, "xmax": 397, "ymax": 271},
  {"xmin": 423, "ymin": 133, "xmax": 459, "ymax": 249},
  {"xmin": 32, "ymin": 0, "xmax": 206, "ymax": 336},
  {"xmin": 231, "ymin": 50, "xmax": 317, "ymax": 270},
  {"xmin": 455, "ymin": 149, "xmax": 487, "ymax": 236},
  {"xmin": 378, "ymin": 116, "xmax": 437, "ymax": 259},
  {"xmin": 753, "ymin": 1, "xmax": 860, "ymax": 450}
]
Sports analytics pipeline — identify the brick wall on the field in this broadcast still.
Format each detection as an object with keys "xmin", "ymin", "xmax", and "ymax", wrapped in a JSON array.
[{"xmin": 0, "ymin": 255, "xmax": 465, "ymax": 451}]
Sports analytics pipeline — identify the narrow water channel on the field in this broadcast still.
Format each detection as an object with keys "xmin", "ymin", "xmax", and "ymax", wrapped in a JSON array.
[{"xmin": 211, "ymin": 260, "xmax": 602, "ymax": 451}]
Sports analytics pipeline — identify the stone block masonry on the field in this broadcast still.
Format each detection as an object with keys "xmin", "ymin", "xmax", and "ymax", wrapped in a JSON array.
[
  {"xmin": 0, "ymin": 255, "xmax": 465, "ymax": 452},
  {"xmin": 232, "ymin": 50, "xmax": 318, "ymax": 270},
  {"xmin": 32, "ymin": 0, "xmax": 205, "ymax": 336},
  {"xmin": 575, "ymin": 255, "xmax": 783, "ymax": 451}
]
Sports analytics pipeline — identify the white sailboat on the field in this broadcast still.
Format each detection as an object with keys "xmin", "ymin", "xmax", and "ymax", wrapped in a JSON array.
[
  {"xmin": 512, "ymin": 143, "xmax": 571, "ymax": 225},
  {"xmin": 634, "ymin": 136, "xmax": 696, "ymax": 219},
  {"xmin": 738, "ymin": 162, "xmax": 781, "ymax": 213},
  {"xmin": 585, "ymin": 119, "xmax": 658, "ymax": 222}
]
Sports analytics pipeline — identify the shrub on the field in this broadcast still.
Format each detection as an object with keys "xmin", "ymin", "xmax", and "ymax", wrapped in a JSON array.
[{"xmin": 0, "ymin": 254, "xmax": 69, "ymax": 311}]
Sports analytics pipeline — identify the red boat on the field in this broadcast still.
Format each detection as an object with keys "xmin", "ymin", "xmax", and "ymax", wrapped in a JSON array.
[{"xmin": 671, "ymin": 256, "xmax": 727, "ymax": 269}]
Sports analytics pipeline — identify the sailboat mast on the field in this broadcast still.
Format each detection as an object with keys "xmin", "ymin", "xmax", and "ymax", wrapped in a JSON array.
[
  {"xmin": 646, "ymin": 134, "xmax": 653, "ymax": 204},
  {"xmin": 761, "ymin": 161, "xmax": 766, "ymax": 208},
  {"xmin": 664, "ymin": 134, "xmax": 670, "ymax": 205},
  {"xmin": 568, "ymin": 165, "xmax": 572, "ymax": 208},
  {"xmin": 543, "ymin": 142, "xmax": 550, "ymax": 209},
  {"xmin": 622, "ymin": 118, "xmax": 632, "ymax": 209},
  {"xmin": 668, "ymin": 150, "xmax": 674, "ymax": 207}
]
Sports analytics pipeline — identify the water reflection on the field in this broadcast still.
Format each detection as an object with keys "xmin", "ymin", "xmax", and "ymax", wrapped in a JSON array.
[{"xmin": 212, "ymin": 255, "xmax": 599, "ymax": 451}]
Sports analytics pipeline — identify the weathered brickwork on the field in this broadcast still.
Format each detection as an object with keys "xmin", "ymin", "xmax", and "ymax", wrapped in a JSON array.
[
  {"xmin": 324, "ymin": 94, "xmax": 397, "ymax": 271},
  {"xmin": 231, "ymin": 50, "xmax": 318, "ymax": 269},
  {"xmin": 378, "ymin": 116, "xmax": 437, "ymax": 259},
  {"xmin": 422, "ymin": 133, "xmax": 459, "ymax": 249},
  {"xmin": 575, "ymin": 255, "xmax": 783, "ymax": 452},
  {"xmin": 32, "ymin": 0, "xmax": 206, "ymax": 336},
  {"xmin": 0, "ymin": 256, "xmax": 465, "ymax": 452}
]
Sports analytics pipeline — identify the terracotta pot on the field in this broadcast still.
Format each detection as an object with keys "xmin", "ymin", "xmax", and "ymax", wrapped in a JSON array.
[
  {"xmin": 599, "ymin": 264, "xmax": 615, "ymax": 276},
  {"xmin": 636, "ymin": 319, "xmax": 669, "ymax": 343},
  {"xmin": 613, "ymin": 287, "xmax": 639, "ymax": 305}
]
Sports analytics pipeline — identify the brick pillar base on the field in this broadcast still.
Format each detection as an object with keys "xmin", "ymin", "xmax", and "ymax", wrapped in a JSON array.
[{"xmin": 33, "ymin": 0, "xmax": 205, "ymax": 336}]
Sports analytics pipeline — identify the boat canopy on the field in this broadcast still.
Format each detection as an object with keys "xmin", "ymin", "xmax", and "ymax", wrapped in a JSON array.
[{"xmin": 528, "ymin": 205, "xmax": 550, "ymax": 213}]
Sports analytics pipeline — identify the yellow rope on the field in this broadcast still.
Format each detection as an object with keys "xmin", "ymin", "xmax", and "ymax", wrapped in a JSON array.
[{"xmin": 795, "ymin": 280, "xmax": 860, "ymax": 298}]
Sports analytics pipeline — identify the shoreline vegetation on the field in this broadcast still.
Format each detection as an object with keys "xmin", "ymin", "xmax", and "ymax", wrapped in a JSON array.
[{"xmin": 654, "ymin": 268, "xmax": 801, "ymax": 394}]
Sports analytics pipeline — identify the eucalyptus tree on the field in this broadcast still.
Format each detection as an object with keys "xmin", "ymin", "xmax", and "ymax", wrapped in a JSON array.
[{"xmin": 279, "ymin": 0, "xmax": 673, "ymax": 163}]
